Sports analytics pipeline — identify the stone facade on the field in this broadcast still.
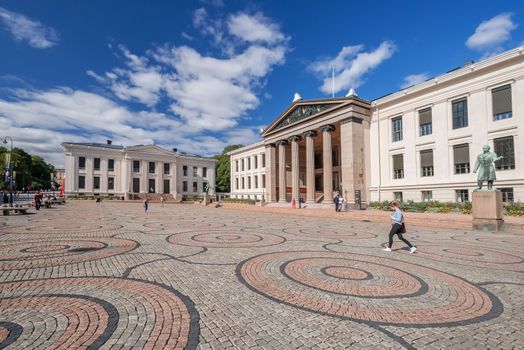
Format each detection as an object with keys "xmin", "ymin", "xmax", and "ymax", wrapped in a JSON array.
[{"xmin": 228, "ymin": 142, "xmax": 267, "ymax": 200}]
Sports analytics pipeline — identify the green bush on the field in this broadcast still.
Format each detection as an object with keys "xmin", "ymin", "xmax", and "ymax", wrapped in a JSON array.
[
  {"xmin": 222, "ymin": 198, "xmax": 256, "ymax": 205},
  {"xmin": 504, "ymin": 202, "xmax": 524, "ymax": 216}
]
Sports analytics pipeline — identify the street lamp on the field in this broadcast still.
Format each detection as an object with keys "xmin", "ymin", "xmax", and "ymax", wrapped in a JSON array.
[{"xmin": 3, "ymin": 137, "xmax": 13, "ymax": 207}]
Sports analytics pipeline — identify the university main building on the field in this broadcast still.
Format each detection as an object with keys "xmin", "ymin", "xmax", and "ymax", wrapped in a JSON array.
[{"xmin": 229, "ymin": 47, "xmax": 524, "ymax": 206}]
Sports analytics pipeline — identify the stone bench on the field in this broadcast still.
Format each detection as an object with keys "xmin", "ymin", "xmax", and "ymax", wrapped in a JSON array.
[{"xmin": 1, "ymin": 206, "xmax": 31, "ymax": 215}]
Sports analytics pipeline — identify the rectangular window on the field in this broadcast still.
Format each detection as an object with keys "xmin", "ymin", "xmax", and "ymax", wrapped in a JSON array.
[
  {"xmin": 133, "ymin": 160, "xmax": 140, "ymax": 173},
  {"xmin": 393, "ymin": 154, "xmax": 404, "ymax": 179},
  {"xmin": 492, "ymin": 84, "xmax": 512, "ymax": 120},
  {"xmin": 255, "ymin": 156, "xmax": 258, "ymax": 169},
  {"xmin": 420, "ymin": 149, "xmax": 434, "ymax": 177},
  {"xmin": 183, "ymin": 165, "xmax": 188, "ymax": 176},
  {"xmin": 235, "ymin": 160, "xmax": 239, "ymax": 172},
  {"xmin": 332, "ymin": 147, "xmax": 339, "ymax": 166},
  {"xmin": 193, "ymin": 166, "xmax": 198, "ymax": 177},
  {"xmin": 94, "ymin": 158, "xmax": 101, "ymax": 171},
  {"xmin": 248, "ymin": 176, "xmax": 251, "ymax": 189},
  {"xmin": 93, "ymin": 176, "xmax": 100, "ymax": 190},
  {"xmin": 422, "ymin": 191, "xmax": 433, "ymax": 202},
  {"xmin": 456, "ymin": 189, "xmax": 469, "ymax": 202},
  {"xmin": 453, "ymin": 144, "xmax": 470, "ymax": 174},
  {"xmin": 193, "ymin": 181, "xmax": 198, "ymax": 192},
  {"xmin": 241, "ymin": 159, "xmax": 245, "ymax": 171},
  {"xmin": 108, "ymin": 159, "xmax": 115, "ymax": 172},
  {"xmin": 78, "ymin": 157, "xmax": 86, "ymax": 169},
  {"xmin": 235, "ymin": 178, "xmax": 239, "ymax": 190},
  {"xmin": 203, "ymin": 167, "xmax": 207, "ymax": 178},
  {"xmin": 149, "ymin": 162, "xmax": 155, "ymax": 174},
  {"xmin": 499, "ymin": 188, "xmax": 514, "ymax": 202},
  {"xmin": 262, "ymin": 174, "xmax": 266, "ymax": 188},
  {"xmin": 452, "ymin": 98, "xmax": 468, "ymax": 129},
  {"xmin": 164, "ymin": 163, "xmax": 170, "ymax": 175},
  {"xmin": 78, "ymin": 175, "xmax": 85, "ymax": 189},
  {"xmin": 248, "ymin": 157, "xmax": 251, "ymax": 170},
  {"xmin": 392, "ymin": 117, "xmax": 403, "ymax": 142},
  {"xmin": 148, "ymin": 179, "xmax": 155, "ymax": 193},
  {"xmin": 182, "ymin": 181, "xmax": 188, "ymax": 192},
  {"xmin": 163, "ymin": 180, "xmax": 170, "ymax": 194},
  {"xmin": 314, "ymin": 153, "xmax": 322, "ymax": 169},
  {"xmin": 393, "ymin": 192, "xmax": 403, "ymax": 202},
  {"xmin": 255, "ymin": 175, "xmax": 258, "ymax": 188},
  {"xmin": 241, "ymin": 177, "xmax": 245, "ymax": 189},
  {"xmin": 132, "ymin": 178, "xmax": 140, "ymax": 193},
  {"xmin": 494, "ymin": 136, "xmax": 515, "ymax": 170},
  {"xmin": 262, "ymin": 154, "xmax": 266, "ymax": 168},
  {"xmin": 419, "ymin": 107, "xmax": 432, "ymax": 136},
  {"xmin": 108, "ymin": 177, "xmax": 114, "ymax": 190}
]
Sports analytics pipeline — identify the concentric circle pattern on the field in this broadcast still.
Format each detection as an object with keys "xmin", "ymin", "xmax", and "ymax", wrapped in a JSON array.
[
  {"xmin": 238, "ymin": 251, "xmax": 499, "ymax": 326},
  {"xmin": 0, "ymin": 277, "xmax": 197, "ymax": 349},
  {"xmin": 0, "ymin": 222, "xmax": 123, "ymax": 234},
  {"xmin": 283, "ymin": 227, "xmax": 377, "ymax": 239},
  {"xmin": 143, "ymin": 221, "xmax": 225, "ymax": 231},
  {"xmin": 168, "ymin": 230, "xmax": 285, "ymax": 248},
  {"xmin": 0, "ymin": 238, "xmax": 138, "ymax": 270}
]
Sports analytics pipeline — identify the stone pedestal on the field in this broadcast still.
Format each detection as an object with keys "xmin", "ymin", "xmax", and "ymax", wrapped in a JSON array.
[
  {"xmin": 201, "ymin": 195, "xmax": 211, "ymax": 206},
  {"xmin": 472, "ymin": 191, "xmax": 504, "ymax": 231}
]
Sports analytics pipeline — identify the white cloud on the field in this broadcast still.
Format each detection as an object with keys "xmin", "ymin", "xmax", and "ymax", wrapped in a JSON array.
[
  {"xmin": 309, "ymin": 41, "xmax": 396, "ymax": 95},
  {"xmin": 466, "ymin": 13, "xmax": 516, "ymax": 55},
  {"xmin": 401, "ymin": 73, "xmax": 430, "ymax": 89},
  {"xmin": 0, "ymin": 6, "xmax": 59, "ymax": 48},
  {"xmin": 227, "ymin": 12, "xmax": 285, "ymax": 44}
]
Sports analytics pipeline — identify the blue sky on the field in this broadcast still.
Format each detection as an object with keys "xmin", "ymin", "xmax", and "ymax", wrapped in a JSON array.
[{"xmin": 1, "ymin": 0, "xmax": 523, "ymax": 166}]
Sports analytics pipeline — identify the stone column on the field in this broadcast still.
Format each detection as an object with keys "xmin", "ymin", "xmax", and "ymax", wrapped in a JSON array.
[
  {"xmin": 340, "ymin": 117, "xmax": 365, "ymax": 205},
  {"xmin": 264, "ymin": 144, "xmax": 277, "ymax": 202},
  {"xmin": 156, "ymin": 161, "xmax": 163, "ymax": 194},
  {"xmin": 321, "ymin": 124, "xmax": 335, "ymax": 203},
  {"xmin": 277, "ymin": 140, "xmax": 288, "ymax": 202},
  {"xmin": 141, "ymin": 160, "xmax": 148, "ymax": 194},
  {"xmin": 170, "ymin": 162, "xmax": 177, "ymax": 199},
  {"xmin": 289, "ymin": 135, "xmax": 302, "ymax": 202},
  {"xmin": 303, "ymin": 130, "xmax": 317, "ymax": 203}
]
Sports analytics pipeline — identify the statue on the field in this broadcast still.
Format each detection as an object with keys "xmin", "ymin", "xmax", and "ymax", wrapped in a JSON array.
[
  {"xmin": 204, "ymin": 182, "xmax": 210, "ymax": 195},
  {"xmin": 473, "ymin": 145, "xmax": 503, "ymax": 191}
]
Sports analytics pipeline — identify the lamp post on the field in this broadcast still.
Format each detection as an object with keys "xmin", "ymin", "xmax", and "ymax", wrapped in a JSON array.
[{"xmin": 3, "ymin": 136, "xmax": 13, "ymax": 207}]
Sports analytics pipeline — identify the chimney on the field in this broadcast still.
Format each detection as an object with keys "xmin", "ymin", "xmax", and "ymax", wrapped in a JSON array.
[
  {"xmin": 106, "ymin": 140, "xmax": 112, "ymax": 145},
  {"xmin": 172, "ymin": 148, "xmax": 177, "ymax": 153},
  {"xmin": 463, "ymin": 60, "xmax": 474, "ymax": 67}
]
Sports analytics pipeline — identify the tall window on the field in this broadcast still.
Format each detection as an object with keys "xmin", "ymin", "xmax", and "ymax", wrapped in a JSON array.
[
  {"xmin": 255, "ymin": 175, "xmax": 258, "ymax": 188},
  {"xmin": 453, "ymin": 144, "xmax": 470, "ymax": 174},
  {"xmin": 241, "ymin": 177, "xmax": 245, "ymax": 189},
  {"xmin": 235, "ymin": 178, "xmax": 239, "ymax": 190},
  {"xmin": 452, "ymin": 98, "xmax": 468, "ymax": 129},
  {"xmin": 78, "ymin": 175, "xmax": 85, "ymax": 189},
  {"xmin": 456, "ymin": 189, "xmax": 469, "ymax": 202},
  {"xmin": 164, "ymin": 163, "xmax": 170, "ymax": 175},
  {"xmin": 148, "ymin": 179, "xmax": 155, "ymax": 193},
  {"xmin": 419, "ymin": 108, "xmax": 432, "ymax": 136},
  {"xmin": 93, "ymin": 176, "xmax": 100, "ymax": 190},
  {"xmin": 420, "ymin": 150, "xmax": 434, "ymax": 177},
  {"xmin": 494, "ymin": 136, "xmax": 515, "ymax": 170},
  {"xmin": 422, "ymin": 191, "xmax": 433, "ymax": 202},
  {"xmin": 203, "ymin": 167, "xmax": 207, "ymax": 178},
  {"xmin": 149, "ymin": 162, "xmax": 155, "ymax": 174},
  {"xmin": 182, "ymin": 181, "xmax": 188, "ymax": 192},
  {"xmin": 183, "ymin": 165, "xmax": 188, "ymax": 176},
  {"xmin": 392, "ymin": 117, "xmax": 403, "ymax": 142},
  {"xmin": 133, "ymin": 178, "xmax": 140, "ymax": 193},
  {"xmin": 235, "ymin": 160, "xmax": 239, "ymax": 172},
  {"xmin": 193, "ymin": 181, "xmax": 198, "ymax": 192},
  {"xmin": 499, "ymin": 188, "xmax": 514, "ymax": 202},
  {"xmin": 492, "ymin": 84, "xmax": 512, "ymax": 121},
  {"xmin": 108, "ymin": 177, "xmax": 115, "ymax": 190},
  {"xmin": 78, "ymin": 157, "xmax": 86, "ymax": 169},
  {"xmin": 392, "ymin": 154, "xmax": 404, "ymax": 179},
  {"xmin": 393, "ymin": 192, "xmax": 403, "ymax": 202},
  {"xmin": 248, "ymin": 157, "xmax": 251, "ymax": 170},
  {"xmin": 133, "ymin": 160, "xmax": 140, "ymax": 173},
  {"xmin": 248, "ymin": 176, "xmax": 251, "ymax": 189},
  {"xmin": 108, "ymin": 159, "xmax": 115, "ymax": 172},
  {"xmin": 241, "ymin": 159, "xmax": 245, "ymax": 171},
  {"xmin": 163, "ymin": 180, "xmax": 170, "ymax": 194},
  {"xmin": 262, "ymin": 154, "xmax": 266, "ymax": 167},
  {"xmin": 262, "ymin": 174, "xmax": 266, "ymax": 188},
  {"xmin": 193, "ymin": 166, "xmax": 198, "ymax": 177},
  {"xmin": 94, "ymin": 158, "xmax": 101, "ymax": 171},
  {"xmin": 255, "ymin": 156, "xmax": 258, "ymax": 169}
]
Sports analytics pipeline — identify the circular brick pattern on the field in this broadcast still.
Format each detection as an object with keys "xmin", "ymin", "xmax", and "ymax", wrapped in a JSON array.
[
  {"xmin": 238, "ymin": 251, "xmax": 500, "ymax": 326},
  {"xmin": 0, "ymin": 223, "xmax": 123, "ymax": 234},
  {"xmin": 143, "ymin": 221, "xmax": 225, "ymax": 231},
  {"xmin": 168, "ymin": 230, "xmax": 285, "ymax": 248},
  {"xmin": 0, "ymin": 238, "xmax": 138, "ymax": 270},
  {"xmin": 0, "ymin": 277, "xmax": 198, "ymax": 349},
  {"xmin": 283, "ymin": 227, "xmax": 377, "ymax": 239}
]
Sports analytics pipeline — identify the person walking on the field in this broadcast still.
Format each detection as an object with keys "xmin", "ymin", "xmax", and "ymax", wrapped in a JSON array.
[
  {"xmin": 143, "ymin": 197, "xmax": 149, "ymax": 213},
  {"xmin": 383, "ymin": 201, "xmax": 416, "ymax": 253},
  {"xmin": 333, "ymin": 193, "xmax": 340, "ymax": 212},
  {"xmin": 160, "ymin": 195, "xmax": 164, "ymax": 207}
]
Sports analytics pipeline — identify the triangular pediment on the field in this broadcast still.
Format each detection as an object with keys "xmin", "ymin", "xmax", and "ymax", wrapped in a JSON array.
[{"xmin": 126, "ymin": 144, "xmax": 175, "ymax": 157}]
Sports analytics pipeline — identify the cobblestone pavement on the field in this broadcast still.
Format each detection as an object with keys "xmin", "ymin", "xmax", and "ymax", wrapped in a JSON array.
[{"xmin": 0, "ymin": 202, "xmax": 523, "ymax": 349}]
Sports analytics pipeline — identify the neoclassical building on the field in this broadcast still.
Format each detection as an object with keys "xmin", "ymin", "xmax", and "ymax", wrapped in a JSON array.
[
  {"xmin": 230, "ymin": 47, "xmax": 524, "ymax": 206},
  {"xmin": 62, "ymin": 142, "xmax": 216, "ymax": 199}
]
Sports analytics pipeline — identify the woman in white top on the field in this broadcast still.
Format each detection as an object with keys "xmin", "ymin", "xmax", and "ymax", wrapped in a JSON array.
[{"xmin": 383, "ymin": 201, "xmax": 416, "ymax": 253}]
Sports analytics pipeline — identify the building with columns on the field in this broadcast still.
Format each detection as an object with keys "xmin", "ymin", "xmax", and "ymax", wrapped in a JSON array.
[
  {"xmin": 228, "ymin": 142, "xmax": 266, "ymax": 200},
  {"xmin": 230, "ymin": 46, "xmax": 524, "ymax": 206},
  {"xmin": 62, "ymin": 142, "xmax": 216, "ymax": 199}
]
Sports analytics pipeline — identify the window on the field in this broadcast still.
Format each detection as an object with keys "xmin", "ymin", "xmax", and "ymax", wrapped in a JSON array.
[
  {"xmin": 452, "ymin": 98, "xmax": 468, "ymax": 129},
  {"xmin": 392, "ymin": 117, "xmax": 403, "ymax": 142},
  {"xmin": 332, "ymin": 147, "xmax": 340, "ymax": 166},
  {"xmin": 183, "ymin": 165, "xmax": 188, "ymax": 176},
  {"xmin": 78, "ymin": 176, "xmax": 85, "ymax": 189},
  {"xmin": 248, "ymin": 157, "xmax": 251, "ymax": 170},
  {"xmin": 314, "ymin": 153, "xmax": 322, "ymax": 169},
  {"xmin": 149, "ymin": 162, "xmax": 155, "ymax": 174},
  {"xmin": 203, "ymin": 167, "xmax": 207, "ymax": 178},
  {"xmin": 182, "ymin": 181, "xmax": 188, "ymax": 192},
  {"xmin": 193, "ymin": 181, "xmax": 198, "ymax": 192},
  {"xmin": 456, "ymin": 189, "xmax": 469, "ymax": 202},
  {"xmin": 453, "ymin": 144, "xmax": 470, "ymax": 174},
  {"xmin": 94, "ymin": 158, "xmax": 101, "ymax": 171},
  {"xmin": 133, "ymin": 160, "xmax": 140, "ymax": 173},
  {"xmin": 255, "ymin": 175, "xmax": 258, "ymax": 189},
  {"xmin": 393, "ymin": 154, "xmax": 404, "ymax": 179},
  {"xmin": 79, "ymin": 157, "xmax": 86, "ymax": 169},
  {"xmin": 235, "ymin": 160, "xmax": 239, "ymax": 172},
  {"xmin": 422, "ymin": 191, "xmax": 433, "ymax": 202},
  {"xmin": 248, "ymin": 176, "xmax": 251, "ymax": 189},
  {"xmin": 193, "ymin": 166, "xmax": 198, "ymax": 177},
  {"xmin": 163, "ymin": 180, "xmax": 170, "ymax": 194},
  {"xmin": 133, "ymin": 178, "xmax": 140, "ymax": 193},
  {"xmin": 419, "ymin": 108, "xmax": 432, "ymax": 136},
  {"xmin": 108, "ymin": 177, "xmax": 114, "ymax": 190},
  {"xmin": 235, "ymin": 178, "xmax": 239, "ymax": 190},
  {"xmin": 241, "ymin": 159, "xmax": 244, "ymax": 171},
  {"xmin": 494, "ymin": 136, "xmax": 515, "ymax": 170},
  {"xmin": 255, "ymin": 156, "xmax": 258, "ymax": 169},
  {"xmin": 108, "ymin": 159, "xmax": 115, "ymax": 172},
  {"xmin": 149, "ymin": 179, "xmax": 155, "ymax": 193},
  {"xmin": 420, "ymin": 150, "xmax": 434, "ymax": 177},
  {"xmin": 164, "ymin": 163, "xmax": 170, "ymax": 175},
  {"xmin": 93, "ymin": 176, "xmax": 100, "ymax": 190},
  {"xmin": 241, "ymin": 177, "xmax": 245, "ymax": 189},
  {"xmin": 499, "ymin": 188, "xmax": 514, "ymax": 202},
  {"xmin": 492, "ymin": 84, "xmax": 512, "ymax": 121},
  {"xmin": 393, "ymin": 192, "xmax": 403, "ymax": 202},
  {"xmin": 262, "ymin": 175, "xmax": 266, "ymax": 188},
  {"xmin": 262, "ymin": 154, "xmax": 266, "ymax": 168}
]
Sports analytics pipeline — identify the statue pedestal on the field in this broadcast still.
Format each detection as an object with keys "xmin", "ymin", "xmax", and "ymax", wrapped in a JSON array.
[
  {"xmin": 472, "ymin": 191, "xmax": 504, "ymax": 231},
  {"xmin": 201, "ymin": 195, "xmax": 211, "ymax": 206}
]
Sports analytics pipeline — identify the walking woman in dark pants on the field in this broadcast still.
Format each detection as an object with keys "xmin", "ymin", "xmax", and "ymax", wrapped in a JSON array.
[{"xmin": 383, "ymin": 201, "xmax": 416, "ymax": 253}]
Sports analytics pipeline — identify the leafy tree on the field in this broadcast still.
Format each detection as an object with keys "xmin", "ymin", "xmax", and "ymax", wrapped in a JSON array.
[
  {"xmin": 0, "ymin": 147, "xmax": 55, "ymax": 191},
  {"xmin": 214, "ymin": 144, "xmax": 243, "ymax": 193}
]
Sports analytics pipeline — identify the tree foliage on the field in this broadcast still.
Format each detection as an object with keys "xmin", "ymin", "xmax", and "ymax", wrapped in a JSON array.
[
  {"xmin": 214, "ymin": 144, "xmax": 243, "ymax": 193},
  {"xmin": 0, "ymin": 147, "xmax": 55, "ymax": 191}
]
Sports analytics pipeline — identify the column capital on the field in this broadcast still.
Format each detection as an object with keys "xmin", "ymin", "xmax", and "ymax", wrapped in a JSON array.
[
  {"xmin": 320, "ymin": 124, "xmax": 336, "ymax": 133},
  {"xmin": 276, "ymin": 139, "xmax": 288, "ymax": 146},
  {"xmin": 303, "ymin": 130, "xmax": 317, "ymax": 138},
  {"xmin": 288, "ymin": 135, "xmax": 302, "ymax": 143},
  {"xmin": 340, "ymin": 116, "xmax": 363, "ymax": 124},
  {"xmin": 264, "ymin": 143, "xmax": 276, "ymax": 148}
]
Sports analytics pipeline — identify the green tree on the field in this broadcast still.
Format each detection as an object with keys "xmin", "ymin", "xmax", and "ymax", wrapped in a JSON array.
[
  {"xmin": 0, "ymin": 147, "xmax": 55, "ymax": 191},
  {"xmin": 214, "ymin": 144, "xmax": 243, "ymax": 193},
  {"xmin": 30, "ymin": 155, "xmax": 54, "ymax": 190}
]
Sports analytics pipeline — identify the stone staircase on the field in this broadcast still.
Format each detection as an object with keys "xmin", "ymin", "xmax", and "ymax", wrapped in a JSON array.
[{"xmin": 129, "ymin": 193, "xmax": 179, "ymax": 203}]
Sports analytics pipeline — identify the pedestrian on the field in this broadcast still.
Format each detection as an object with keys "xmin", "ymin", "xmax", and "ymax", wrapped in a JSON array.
[
  {"xmin": 333, "ymin": 193, "xmax": 340, "ymax": 212},
  {"xmin": 383, "ymin": 201, "xmax": 416, "ymax": 253},
  {"xmin": 34, "ymin": 191, "xmax": 42, "ymax": 210},
  {"xmin": 143, "ymin": 197, "xmax": 149, "ymax": 213},
  {"xmin": 160, "ymin": 195, "xmax": 164, "ymax": 207}
]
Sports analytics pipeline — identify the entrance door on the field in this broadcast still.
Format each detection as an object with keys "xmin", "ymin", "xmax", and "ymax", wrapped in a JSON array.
[
  {"xmin": 163, "ymin": 180, "xmax": 170, "ymax": 194},
  {"xmin": 333, "ymin": 172, "xmax": 340, "ymax": 192},
  {"xmin": 132, "ymin": 178, "xmax": 140, "ymax": 193},
  {"xmin": 148, "ymin": 179, "xmax": 155, "ymax": 193}
]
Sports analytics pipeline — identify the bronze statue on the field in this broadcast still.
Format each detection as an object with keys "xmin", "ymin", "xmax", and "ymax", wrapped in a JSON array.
[
  {"xmin": 204, "ymin": 182, "xmax": 210, "ymax": 195},
  {"xmin": 473, "ymin": 145, "xmax": 503, "ymax": 190}
]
